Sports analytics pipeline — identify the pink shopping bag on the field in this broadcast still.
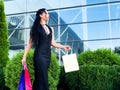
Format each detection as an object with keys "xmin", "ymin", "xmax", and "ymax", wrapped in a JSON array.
[{"xmin": 24, "ymin": 64, "xmax": 32, "ymax": 90}]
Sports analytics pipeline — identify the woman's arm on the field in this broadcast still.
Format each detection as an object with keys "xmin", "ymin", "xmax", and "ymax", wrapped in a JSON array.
[
  {"xmin": 51, "ymin": 27, "xmax": 71, "ymax": 51},
  {"xmin": 21, "ymin": 37, "xmax": 33, "ymax": 65}
]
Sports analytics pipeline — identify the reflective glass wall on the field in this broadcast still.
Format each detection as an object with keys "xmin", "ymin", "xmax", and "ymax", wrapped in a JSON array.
[{"xmin": 4, "ymin": 0, "xmax": 120, "ymax": 63}]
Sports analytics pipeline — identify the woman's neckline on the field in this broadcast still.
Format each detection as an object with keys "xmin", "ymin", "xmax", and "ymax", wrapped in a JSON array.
[{"xmin": 41, "ymin": 24, "xmax": 50, "ymax": 35}]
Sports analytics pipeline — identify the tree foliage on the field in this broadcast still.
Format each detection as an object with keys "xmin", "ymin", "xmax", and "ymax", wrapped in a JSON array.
[{"xmin": 0, "ymin": 0, "xmax": 9, "ymax": 68}]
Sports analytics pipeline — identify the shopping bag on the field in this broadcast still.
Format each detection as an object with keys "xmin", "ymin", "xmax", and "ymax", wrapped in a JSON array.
[
  {"xmin": 24, "ymin": 65, "xmax": 32, "ymax": 90},
  {"xmin": 18, "ymin": 67, "xmax": 25, "ymax": 90},
  {"xmin": 18, "ymin": 64, "xmax": 32, "ymax": 90},
  {"xmin": 62, "ymin": 53, "xmax": 79, "ymax": 73}
]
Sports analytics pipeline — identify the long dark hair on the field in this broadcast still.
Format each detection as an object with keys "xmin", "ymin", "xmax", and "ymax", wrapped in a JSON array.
[{"xmin": 30, "ymin": 8, "xmax": 46, "ymax": 46}]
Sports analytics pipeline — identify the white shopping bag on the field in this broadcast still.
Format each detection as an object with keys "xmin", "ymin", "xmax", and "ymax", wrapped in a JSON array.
[{"xmin": 62, "ymin": 53, "xmax": 79, "ymax": 73}]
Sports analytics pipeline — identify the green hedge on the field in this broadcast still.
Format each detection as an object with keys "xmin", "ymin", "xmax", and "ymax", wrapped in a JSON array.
[
  {"xmin": 57, "ymin": 66, "xmax": 69, "ymax": 90},
  {"xmin": 78, "ymin": 49, "xmax": 120, "ymax": 65},
  {"xmin": 66, "ymin": 65, "xmax": 120, "ymax": 90},
  {"xmin": 5, "ymin": 50, "xmax": 60, "ymax": 90},
  {"xmin": 61, "ymin": 49, "xmax": 120, "ymax": 90}
]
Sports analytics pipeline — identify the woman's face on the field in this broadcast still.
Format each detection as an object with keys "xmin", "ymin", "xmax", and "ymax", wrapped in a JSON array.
[{"xmin": 40, "ymin": 10, "xmax": 49, "ymax": 21}]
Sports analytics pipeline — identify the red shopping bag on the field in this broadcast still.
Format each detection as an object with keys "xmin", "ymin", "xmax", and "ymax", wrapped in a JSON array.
[{"xmin": 24, "ymin": 64, "xmax": 32, "ymax": 90}]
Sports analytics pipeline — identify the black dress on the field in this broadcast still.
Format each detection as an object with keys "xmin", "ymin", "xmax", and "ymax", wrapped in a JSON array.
[{"xmin": 33, "ymin": 24, "xmax": 52, "ymax": 90}]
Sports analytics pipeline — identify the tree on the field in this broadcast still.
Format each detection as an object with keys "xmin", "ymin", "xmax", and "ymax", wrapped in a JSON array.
[
  {"xmin": 0, "ymin": 0, "xmax": 9, "ymax": 68},
  {"xmin": 0, "ymin": 0, "xmax": 9, "ymax": 89}
]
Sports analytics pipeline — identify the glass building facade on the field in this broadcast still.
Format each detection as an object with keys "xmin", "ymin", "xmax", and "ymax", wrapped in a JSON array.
[{"xmin": 4, "ymin": 0, "xmax": 120, "ymax": 64}]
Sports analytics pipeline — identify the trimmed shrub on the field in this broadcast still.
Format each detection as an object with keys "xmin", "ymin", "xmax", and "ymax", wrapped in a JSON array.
[
  {"xmin": 0, "ymin": 0, "xmax": 9, "ymax": 89},
  {"xmin": 57, "ymin": 66, "xmax": 69, "ymax": 90},
  {"xmin": 63, "ymin": 49, "xmax": 120, "ymax": 90},
  {"xmin": 5, "ymin": 50, "xmax": 60, "ymax": 90},
  {"xmin": 0, "ymin": 67, "xmax": 10, "ymax": 90},
  {"xmin": 65, "ymin": 65, "xmax": 120, "ymax": 90},
  {"xmin": 78, "ymin": 49, "xmax": 120, "ymax": 65},
  {"xmin": 0, "ymin": 0, "xmax": 9, "ymax": 68},
  {"xmin": 0, "ymin": 67, "xmax": 5, "ymax": 89}
]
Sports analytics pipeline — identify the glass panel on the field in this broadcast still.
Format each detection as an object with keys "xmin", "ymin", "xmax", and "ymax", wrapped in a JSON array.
[
  {"xmin": 4, "ymin": 0, "xmax": 27, "ymax": 14},
  {"xmin": 7, "ymin": 15, "xmax": 25, "ymax": 30},
  {"xmin": 112, "ymin": 39, "xmax": 120, "ymax": 49},
  {"xmin": 110, "ymin": 3, "xmax": 120, "ymax": 19},
  {"xmin": 57, "ymin": 24, "xmax": 82, "ymax": 42},
  {"xmin": 5, "ymin": 0, "xmax": 83, "ymax": 14},
  {"xmin": 87, "ymin": 0, "xmax": 107, "ymax": 4},
  {"xmin": 111, "ymin": 21, "xmax": 120, "ymax": 38},
  {"xmin": 65, "ymin": 24, "xmax": 83, "ymax": 40},
  {"xmin": 59, "ymin": 8, "xmax": 82, "ymax": 24},
  {"xmin": 9, "ymin": 28, "xmax": 25, "ymax": 50},
  {"xmin": 110, "ymin": 0, "xmax": 120, "ymax": 2},
  {"xmin": 87, "ymin": 22, "xmax": 110, "ymax": 39},
  {"xmin": 59, "ymin": 0, "xmax": 82, "ymax": 8},
  {"xmin": 49, "ymin": 10, "xmax": 58, "ymax": 25},
  {"xmin": 86, "ymin": 40, "xmax": 112, "ymax": 50},
  {"xmin": 29, "ymin": 13, "xmax": 36, "ymax": 27},
  {"xmin": 86, "ymin": 39, "xmax": 120, "ymax": 50},
  {"xmin": 87, "ymin": 5, "xmax": 109, "ymax": 21}
]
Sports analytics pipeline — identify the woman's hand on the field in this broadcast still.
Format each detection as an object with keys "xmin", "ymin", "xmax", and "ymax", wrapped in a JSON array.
[
  {"xmin": 64, "ymin": 45, "xmax": 71, "ymax": 51},
  {"xmin": 22, "ymin": 57, "xmax": 26, "ymax": 65}
]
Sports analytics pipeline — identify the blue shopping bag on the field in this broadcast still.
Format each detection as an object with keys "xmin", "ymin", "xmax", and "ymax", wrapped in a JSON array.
[{"xmin": 18, "ymin": 67, "xmax": 25, "ymax": 90}]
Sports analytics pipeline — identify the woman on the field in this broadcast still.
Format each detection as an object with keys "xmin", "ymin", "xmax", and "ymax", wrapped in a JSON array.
[{"xmin": 21, "ymin": 8, "xmax": 71, "ymax": 90}]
